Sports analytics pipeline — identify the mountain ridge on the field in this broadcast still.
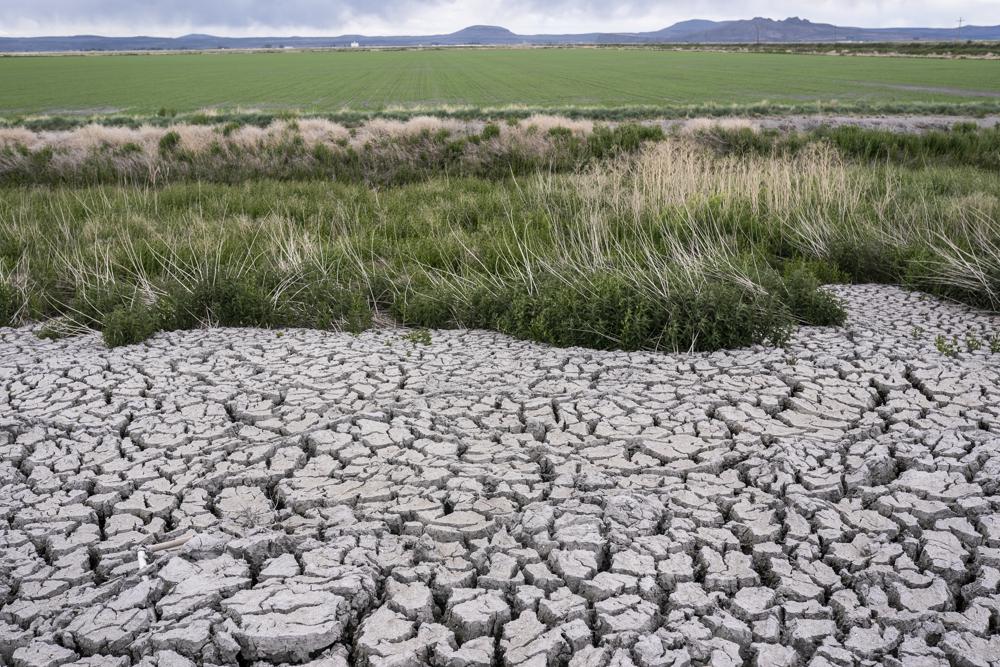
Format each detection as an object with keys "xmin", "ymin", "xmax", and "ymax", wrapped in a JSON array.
[{"xmin": 2, "ymin": 17, "xmax": 999, "ymax": 52}]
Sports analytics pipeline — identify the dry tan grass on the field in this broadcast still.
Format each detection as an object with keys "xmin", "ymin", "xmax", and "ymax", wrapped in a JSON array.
[
  {"xmin": 52, "ymin": 124, "xmax": 162, "ymax": 153},
  {"xmin": 295, "ymin": 118, "xmax": 351, "ymax": 146},
  {"xmin": 222, "ymin": 124, "xmax": 270, "ymax": 149},
  {"xmin": 577, "ymin": 139, "xmax": 862, "ymax": 224},
  {"xmin": 519, "ymin": 115, "xmax": 594, "ymax": 135},
  {"xmin": 355, "ymin": 116, "xmax": 471, "ymax": 147},
  {"xmin": 0, "ymin": 128, "xmax": 41, "ymax": 150},
  {"xmin": 1, "ymin": 115, "xmax": 612, "ymax": 164},
  {"xmin": 171, "ymin": 125, "xmax": 217, "ymax": 152}
]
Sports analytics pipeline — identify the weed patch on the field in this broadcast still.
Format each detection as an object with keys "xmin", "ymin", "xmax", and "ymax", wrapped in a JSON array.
[
  {"xmin": 0, "ymin": 282, "xmax": 18, "ymax": 326},
  {"xmin": 102, "ymin": 304, "xmax": 159, "ymax": 347}
]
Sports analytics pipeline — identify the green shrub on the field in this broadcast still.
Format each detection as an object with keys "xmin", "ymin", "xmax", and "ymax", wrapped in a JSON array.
[
  {"xmin": 159, "ymin": 131, "xmax": 181, "ymax": 155},
  {"xmin": 30, "ymin": 147, "xmax": 54, "ymax": 171},
  {"xmin": 696, "ymin": 127, "xmax": 781, "ymax": 156},
  {"xmin": 312, "ymin": 142, "xmax": 336, "ymax": 166},
  {"xmin": 779, "ymin": 263, "xmax": 847, "ymax": 326},
  {"xmin": 0, "ymin": 283, "xmax": 18, "ymax": 326},
  {"xmin": 497, "ymin": 273, "xmax": 794, "ymax": 352},
  {"xmin": 784, "ymin": 258, "xmax": 850, "ymax": 286},
  {"xmin": 157, "ymin": 275, "xmax": 281, "ymax": 331},
  {"xmin": 391, "ymin": 279, "xmax": 455, "ymax": 330},
  {"xmin": 102, "ymin": 304, "xmax": 160, "ymax": 347},
  {"xmin": 587, "ymin": 124, "xmax": 664, "ymax": 159},
  {"xmin": 295, "ymin": 279, "xmax": 372, "ymax": 333},
  {"xmin": 827, "ymin": 238, "xmax": 902, "ymax": 284},
  {"xmin": 480, "ymin": 123, "xmax": 501, "ymax": 141}
]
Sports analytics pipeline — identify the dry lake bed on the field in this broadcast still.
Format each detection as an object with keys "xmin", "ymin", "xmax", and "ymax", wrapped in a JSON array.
[{"xmin": 1, "ymin": 284, "xmax": 999, "ymax": 667}]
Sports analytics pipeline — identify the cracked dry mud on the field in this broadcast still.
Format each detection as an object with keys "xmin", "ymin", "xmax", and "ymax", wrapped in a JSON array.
[{"xmin": 1, "ymin": 284, "xmax": 999, "ymax": 667}]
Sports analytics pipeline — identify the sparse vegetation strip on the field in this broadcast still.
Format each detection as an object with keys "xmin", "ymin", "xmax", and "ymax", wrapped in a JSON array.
[{"xmin": 3, "ymin": 117, "xmax": 1000, "ymax": 186}]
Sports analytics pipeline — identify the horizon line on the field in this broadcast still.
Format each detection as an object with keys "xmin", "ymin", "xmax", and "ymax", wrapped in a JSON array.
[{"xmin": 1, "ymin": 16, "xmax": 993, "ymax": 41}]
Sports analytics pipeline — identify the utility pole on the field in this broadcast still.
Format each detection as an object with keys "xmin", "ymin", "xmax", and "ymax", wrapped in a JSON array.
[{"xmin": 958, "ymin": 17, "xmax": 964, "ymax": 41}]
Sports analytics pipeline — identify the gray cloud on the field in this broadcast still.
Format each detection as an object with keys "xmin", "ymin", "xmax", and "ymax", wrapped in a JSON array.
[{"xmin": 0, "ymin": 0, "xmax": 993, "ymax": 37}]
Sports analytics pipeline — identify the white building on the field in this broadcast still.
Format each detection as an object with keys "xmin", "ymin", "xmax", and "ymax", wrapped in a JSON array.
[{"xmin": 350, "ymin": 41, "xmax": 360, "ymax": 48}]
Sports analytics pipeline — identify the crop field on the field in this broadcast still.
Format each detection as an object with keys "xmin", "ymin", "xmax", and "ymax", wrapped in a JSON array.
[{"xmin": 1, "ymin": 47, "xmax": 999, "ymax": 117}]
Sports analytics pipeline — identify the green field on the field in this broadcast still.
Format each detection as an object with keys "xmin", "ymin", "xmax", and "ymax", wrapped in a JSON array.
[{"xmin": 1, "ymin": 48, "xmax": 999, "ymax": 117}]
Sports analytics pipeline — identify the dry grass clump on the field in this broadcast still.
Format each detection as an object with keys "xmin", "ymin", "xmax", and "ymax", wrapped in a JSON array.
[
  {"xmin": 0, "ymin": 128, "xmax": 41, "ymax": 150},
  {"xmin": 170, "ymin": 125, "xmax": 217, "ymax": 152},
  {"xmin": 519, "ymin": 115, "xmax": 595, "ymax": 135},
  {"xmin": 295, "ymin": 118, "xmax": 351, "ymax": 146},
  {"xmin": 43, "ymin": 124, "xmax": 163, "ymax": 154},
  {"xmin": 222, "ymin": 123, "xmax": 271, "ymax": 149},
  {"xmin": 357, "ymin": 116, "xmax": 470, "ymax": 142},
  {"xmin": 574, "ymin": 140, "xmax": 869, "ymax": 238}
]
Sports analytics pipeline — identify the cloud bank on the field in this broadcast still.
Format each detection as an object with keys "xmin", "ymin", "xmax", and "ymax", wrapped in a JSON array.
[{"xmin": 1, "ymin": 0, "xmax": 993, "ymax": 37}]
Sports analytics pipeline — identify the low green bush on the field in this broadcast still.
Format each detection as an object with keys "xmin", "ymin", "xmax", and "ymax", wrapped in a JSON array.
[
  {"xmin": 782, "ymin": 258, "xmax": 850, "ymax": 286},
  {"xmin": 0, "ymin": 283, "xmax": 18, "ymax": 326},
  {"xmin": 692, "ymin": 124, "xmax": 1000, "ymax": 171},
  {"xmin": 480, "ymin": 123, "xmax": 501, "ymax": 141},
  {"xmin": 393, "ymin": 271, "xmax": 799, "ymax": 352},
  {"xmin": 158, "ymin": 277, "xmax": 280, "ymax": 330},
  {"xmin": 778, "ymin": 263, "xmax": 847, "ymax": 326},
  {"xmin": 506, "ymin": 274, "xmax": 794, "ymax": 352},
  {"xmin": 102, "ymin": 303, "xmax": 159, "ymax": 347},
  {"xmin": 158, "ymin": 131, "xmax": 181, "ymax": 155},
  {"xmin": 91, "ymin": 270, "xmax": 378, "ymax": 347},
  {"xmin": 588, "ymin": 124, "xmax": 665, "ymax": 158}
]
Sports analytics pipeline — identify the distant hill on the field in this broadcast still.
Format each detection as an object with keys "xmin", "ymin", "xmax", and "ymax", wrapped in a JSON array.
[{"xmin": 2, "ymin": 17, "xmax": 999, "ymax": 52}]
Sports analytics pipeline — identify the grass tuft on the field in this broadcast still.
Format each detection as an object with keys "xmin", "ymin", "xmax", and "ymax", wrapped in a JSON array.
[
  {"xmin": 102, "ymin": 303, "xmax": 159, "ymax": 347},
  {"xmin": 778, "ymin": 262, "xmax": 847, "ymax": 327},
  {"xmin": 0, "ymin": 281, "xmax": 18, "ymax": 326}
]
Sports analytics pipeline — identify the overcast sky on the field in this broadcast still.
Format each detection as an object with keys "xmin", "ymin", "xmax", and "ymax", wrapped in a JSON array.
[{"xmin": 1, "ymin": 0, "xmax": 995, "ymax": 37}]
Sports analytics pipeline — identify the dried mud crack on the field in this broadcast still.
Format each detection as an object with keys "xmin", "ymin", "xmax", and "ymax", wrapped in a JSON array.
[{"xmin": 1, "ymin": 285, "xmax": 999, "ymax": 667}]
